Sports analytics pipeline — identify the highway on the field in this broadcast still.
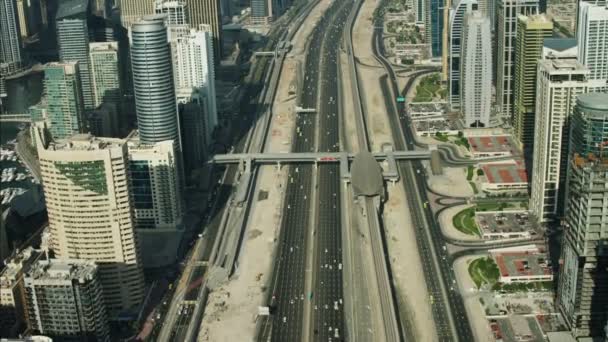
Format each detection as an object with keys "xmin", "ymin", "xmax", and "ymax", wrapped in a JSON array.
[
  {"xmin": 261, "ymin": 0, "xmax": 362, "ymax": 339},
  {"xmin": 155, "ymin": 3, "xmax": 317, "ymax": 340},
  {"xmin": 372, "ymin": 13, "xmax": 475, "ymax": 341}
]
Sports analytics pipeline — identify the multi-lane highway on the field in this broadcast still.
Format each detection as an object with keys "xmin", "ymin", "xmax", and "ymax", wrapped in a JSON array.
[
  {"xmin": 263, "ymin": 0, "xmax": 363, "ymax": 339},
  {"xmin": 372, "ymin": 14, "xmax": 475, "ymax": 342}
]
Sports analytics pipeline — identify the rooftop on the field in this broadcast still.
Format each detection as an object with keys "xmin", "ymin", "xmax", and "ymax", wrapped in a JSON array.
[
  {"xmin": 0, "ymin": 248, "xmax": 44, "ymax": 287},
  {"xmin": 48, "ymin": 133, "xmax": 125, "ymax": 151},
  {"xmin": 577, "ymin": 92, "xmax": 608, "ymax": 111},
  {"xmin": 468, "ymin": 136, "xmax": 516, "ymax": 154},
  {"xmin": 26, "ymin": 259, "xmax": 97, "ymax": 283},
  {"xmin": 56, "ymin": 0, "xmax": 88, "ymax": 20},
  {"xmin": 543, "ymin": 38, "xmax": 577, "ymax": 52},
  {"xmin": 492, "ymin": 249, "xmax": 552, "ymax": 279},
  {"xmin": 482, "ymin": 161, "xmax": 528, "ymax": 184}
]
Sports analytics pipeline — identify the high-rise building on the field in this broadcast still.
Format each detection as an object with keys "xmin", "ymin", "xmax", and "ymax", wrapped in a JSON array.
[
  {"xmin": 250, "ymin": 0, "xmax": 273, "ymax": 25},
  {"xmin": 171, "ymin": 26, "xmax": 217, "ymax": 145},
  {"xmin": 44, "ymin": 62, "xmax": 85, "ymax": 140},
  {"xmin": 130, "ymin": 15, "xmax": 181, "ymax": 147},
  {"xmin": 557, "ymin": 92, "xmax": 608, "ymax": 339},
  {"xmin": 512, "ymin": 14, "xmax": 552, "ymax": 151},
  {"xmin": 577, "ymin": 1, "xmax": 608, "ymax": 91},
  {"xmin": 425, "ymin": 0, "xmax": 445, "ymax": 57},
  {"xmin": 448, "ymin": 0, "xmax": 478, "ymax": 109},
  {"xmin": 495, "ymin": 0, "xmax": 539, "ymax": 121},
  {"xmin": 530, "ymin": 59, "xmax": 595, "ymax": 223},
  {"xmin": 185, "ymin": 0, "xmax": 222, "ymax": 62},
  {"xmin": 0, "ymin": 248, "xmax": 44, "ymax": 338},
  {"xmin": 416, "ymin": 0, "xmax": 426, "ymax": 23},
  {"xmin": 126, "ymin": 134, "xmax": 184, "ymax": 267},
  {"xmin": 180, "ymin": 102, "xmax": 208, "ymax": 172},
  {"xmin": 35, "ymin": 129, "xmax": 145, "ymax": 316},
  {"xmin": 460, "ymin": 11, "xmax": 492, "ymax": 127},
  {"xmin": 1, "ymin": 0, "xmax": 24, "ymax": 106},
  {"xmin": 56, "ymin": 0, "xmax": 95, "ymax": 111},
  {"xmin": 117, "ymin": 0, "xmax": 154, "ymax": 28},
  {"xmin": 1, "ymin": 0, "xmax": 23, "ymax": 67},
  {"xmin": 24, "ymin": 259, "xmax": 110, "ymax": 341},
  {"xmin": 155, "ymin": 0, "xmax": 188, "ymax": 25},
  {"xmin": 89, "ymin": 41, "xmax": 122, "ymax": 107}
]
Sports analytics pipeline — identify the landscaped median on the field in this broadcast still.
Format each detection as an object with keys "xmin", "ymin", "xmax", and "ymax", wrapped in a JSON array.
[{"xmin": 468, "ymin": 257, "xmax": 500, "ymax": 288}]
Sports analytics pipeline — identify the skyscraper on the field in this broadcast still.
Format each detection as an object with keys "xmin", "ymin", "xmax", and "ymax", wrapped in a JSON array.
[
  {"xmin": 512, "ymin": 14, "xmax": 552, "ymax": 151},
  {"xmin": 155, "ymin": 0, "xmax": 188, "ymax": 25},
  {"xmin": 250, "ymin": 0, "xmax": 273, "ymax": 25},
  {"xmin": 448, "ymin": 0, "xmax": 478, "ymax": 109},
  {"xmin": 44, "ymin": 62, "xmax": 85, "ymax": 139},
  {"xmin": 557, "ymin": 92, "xmax": 608, "ymax": 338},
  {"xmin": 130, "ymin": 15, "xmax": 181, "ymax": 146},
  {"xmin": 24, "ymin": 259, "xmax": 110, "ymax": 341},
  {"xmin": 89, "ymin": 41, "xmax": 122, "ymax": 107},
  {"xmin": 577, "ymin": 1, "xmax": 608, "ymax": 90},
  {"xmin": 460, "ymin": 11, "xmax": 492, "ymax": 127},
  {"xmin": 186, "ymin": 0, "xmax": 222, "ymax": 62},
  {"xmin": 0, "ymin": 0, "xmax": 23, "ymax": 67},
  {"xmin": 426, "ymin": 0, "xmax": 445, "ymax": 57},
  {"xmin": 495, "ymin": 0, "xmax": 539, "ymax": 121},
  {"xmin": 117, "ymin": 0, "xmax": 154, "ymax": 28},
  {"xmin": 35, "ymin": 129, "xmax": 146, "ymax": 316},
  {"xmin": 171, "ymin": 26, "xmax": 217, "ymax": 145},
  {"xmin": 530, "ymin": 59, "xmax": 594, "ymax": 223},
  {"xmin": 56, "ymin": 0, "xmax": 95, "ymax": 110},
  {"xmin": 127, "ymin": 135, "xmax": 184, "ymax": 267},
  {"xmin": 1, "ymin": 0, "xmax": 24, "ymax": 106}
]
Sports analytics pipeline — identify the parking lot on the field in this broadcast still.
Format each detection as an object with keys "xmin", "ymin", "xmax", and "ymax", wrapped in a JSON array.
[{"xmin": 476, "ymin": 211, "xmax": 536, "ymax": 240}]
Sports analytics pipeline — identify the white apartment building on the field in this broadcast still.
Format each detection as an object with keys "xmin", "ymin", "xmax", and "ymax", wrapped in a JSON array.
[
  {"xmin": 448, "ymin": 0, "xmax": 478, "ymax": 110},
  {"xmin": 127, "ymin": 133, "xmax": 184, "ymax": 267},
  {"xmin": 34, "ymin": 128, "xmax": 145, "ymax": 316},
  {"xmin": 170, "ymin": 25, "xmax": 217, "ymax": 145},
  {"xmin": 577, "ymin": 1, "xmax": 608, "ymax": 91},
  {"xmin": 529, "ymin": 59, "xmax": 597, "ymax": 223},
  {"xmin": 460, "ymin": 11, "xmax": 493, "ymax": 127}
]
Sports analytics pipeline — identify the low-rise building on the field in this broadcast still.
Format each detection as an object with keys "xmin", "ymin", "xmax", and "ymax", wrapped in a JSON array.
[{"xmin": 491, "ymin": 245, "xmax": 553, "ymax": 284}]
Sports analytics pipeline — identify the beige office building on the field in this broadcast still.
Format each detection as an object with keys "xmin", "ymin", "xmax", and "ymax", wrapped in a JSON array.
[
  {"xmin": 117, "ymin": 0, "xmax": 155, "ymax": 28},
  {"xmin": 34, "ymin": 128, "xmax": 145, "ymax": 316}
]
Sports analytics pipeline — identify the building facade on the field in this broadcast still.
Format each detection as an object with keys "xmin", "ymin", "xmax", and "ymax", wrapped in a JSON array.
[
  {"xmin": 117, "ymin": 0, "xmax": 154, "ymax": 28},
  {"xmin": 0, "ymin": 248, "xmax": 44, "ymax": 338},
  {"xmin": 557, "ymin": 93, "xmax": 608, "ymax": 338},
  {"xmin": 44, "ymin": 62, "xmax": 85, "ymax": 140},
  {"xmin": 495, "ymin": 0, "xmax": 539, "ymax": 121},
  {"xmin": 129, "ymin": 15, "xmax": 181, "ymax": 147},
  {"xmin": 185, "ymin": 0, "xmax": 222, "ymax": 62},
  {"xmin": 448, "ymin": 0, "xmax": 478, "ymax": 109},
  {"xmin": 35, "ymin": 130, "xmax": 145, "ymax": 316},
  {"xmin": 512, "ymin": 14, "xmax": 552, "ymax": 151},
  {"xmin": 577, "ymin": 1, "xmax": 608, "ymax": 91},
  {"xmin": 155, "ymin": 0, "xmax": 188, "ymax": 25},
  {"xmin": 24, "ymin": 259, "xmax": 110, "ymax": 342},
  {"xmin": 0, "ymin": 0, "xmax": 24, "ymax": 106},
  {"xmin": 460, "ymin": 11, "xmax": 492, "ymax": 127},
  {"xmin": 170, "ymin": 26, "xmax": 217, "ymax": 146},
  {"xmin": 89, "ymin": 42, "xmax": 121, "ymax": 108},
  {"xmin": 127, "ymin": 135, "xmax": 183, "ymax": 267},
  {"xmin": 56, "ymin": 0, "xmax": 95, "ymax": 111},
  {"xmin": 530, "ymin": 59, "xmax": 592, "ymax": 223}
]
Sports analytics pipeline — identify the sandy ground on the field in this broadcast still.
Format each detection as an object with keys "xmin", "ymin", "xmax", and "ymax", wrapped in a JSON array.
[
  {"xmin": 428, "ymin": 166, "xmax": 474, "ymax": 198},
  {"xmin": 198, "ymin": 166, "xmax": 288, "ymax": 342},
  {"xmin": 198, "ymin": 2, "xmax": 332, "ymax": 340},
  {"xmin": 348, "ymin": 0, "xmax": 438, "ymax": 339},
  {"xmin": 384, "ymin": 184, "xmax": 439, "ymax": 341},
  {"xmin": 454, "ymin": 256, "xmax": 496, "ymax": 342},
  {"xmin": 438, "ymin": 204, "xmax": 482, "ymax": 241},
  {"xmin": 352, "ymin": 0, "xmax": 393, "ymax": 152},
  {"xmin": 340, "ymin": 51, "xmax": 359, "ymax": 153}
]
